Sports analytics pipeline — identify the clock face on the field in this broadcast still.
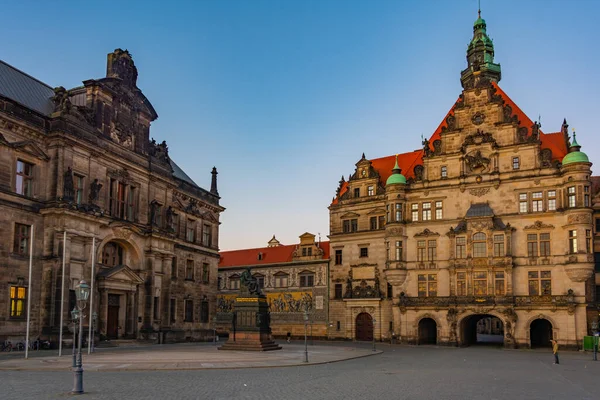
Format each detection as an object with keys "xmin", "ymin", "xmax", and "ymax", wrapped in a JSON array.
[{"xmin": 361, "ymin": 169, "xmax": 366, "ymax": 177}]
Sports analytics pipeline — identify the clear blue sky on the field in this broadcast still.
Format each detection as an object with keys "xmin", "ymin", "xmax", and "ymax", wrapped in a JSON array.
[{"xmin": 2, "ymin": 0, "xmax": 598, "ymax": 250}]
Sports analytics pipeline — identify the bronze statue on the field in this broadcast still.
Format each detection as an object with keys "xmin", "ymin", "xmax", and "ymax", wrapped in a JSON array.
[
  {"xmin": 89, "ymin": 179, "xmax": 103, "ymax": 203},
  {"xmin": 240, "ymin": 267, "xmax": 261, "ymax": 295}
]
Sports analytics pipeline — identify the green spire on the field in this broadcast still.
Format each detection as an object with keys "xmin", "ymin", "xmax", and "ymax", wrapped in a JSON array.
[
  {"xmin": 386, "ymin": 155, "xmax": 406, "ymax": 186},
  {"xmin": 562, "ymin": 129, "xmax": 590, "ymax": 165},
  {"xmin": 460, "ymin": 9, "xmax": 501, "ymax": 89}
]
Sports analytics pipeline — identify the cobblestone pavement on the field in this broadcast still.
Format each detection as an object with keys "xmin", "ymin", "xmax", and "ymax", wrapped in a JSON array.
[{"xmin": 1, "ymin": 343, "xmax": 599, "ymax": 400}]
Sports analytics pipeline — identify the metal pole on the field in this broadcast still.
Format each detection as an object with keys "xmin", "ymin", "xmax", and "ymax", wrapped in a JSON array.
[
  {"xmin": 25, "ymin": 224, "xmax": 34, "ymax": 359},
  {"xmin": 304, "ymin": 321, "xmax": 308, "ymax": 363},
  {"xmin": 372, "ymin": 319, "xmax": 376, "ymax": 352},
  {"xmin": 72, "ymin": 304, "xmax": 85, "ymax": 394},
  {"xmin": 72, "ymin": 322, "xmax": 77, "ymax": 368},
  {"xmin": 59, "ymin": 231, "xmax": 67, "ymax": 357},
  {"xmin": 88, "ymin": 237, "xmax": 95, "ymax": 355}
]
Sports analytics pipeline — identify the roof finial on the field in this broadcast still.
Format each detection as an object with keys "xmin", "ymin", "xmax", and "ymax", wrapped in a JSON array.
[{"xmin": 478, "ymin": 0, "xmax": 481, "ymax": 18}]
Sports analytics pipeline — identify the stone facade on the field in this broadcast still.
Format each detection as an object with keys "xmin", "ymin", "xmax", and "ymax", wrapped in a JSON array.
[
  {"xmin": 0, "ymin": 49, "xmax": 224, "ymax": 344},
  {"xmin": 217, "ymin": 233, "xmax": 330, "ymax": 339},
  {"xmin": 328, "ymin": 15, "xmax": 594, "ymax": 349}
]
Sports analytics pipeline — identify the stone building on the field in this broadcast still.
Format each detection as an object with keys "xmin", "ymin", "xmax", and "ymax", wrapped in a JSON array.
[
  {"xmin": 0, "ymin": 49, "xmax": 224, "ymax": 344},
  {"xmin": 217, "ymin": 233, "xmax": 330, "ymax": 339},
  {"xmin": 587, "ymin": 177, "xmax": 600, "ymax": 331},
  {"xmin": 328, "ymin": 13, "xmax": 594, "ymax": 349}
]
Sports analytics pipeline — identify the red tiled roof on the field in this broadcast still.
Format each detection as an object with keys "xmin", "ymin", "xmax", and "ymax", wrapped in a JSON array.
[
  {"xmin": 219, "ymin": 241, "xmax": 330, "ymax": 269},
  {"xmin": 331, "ymin": 84, "xmax": 570, "ymax": 205}
]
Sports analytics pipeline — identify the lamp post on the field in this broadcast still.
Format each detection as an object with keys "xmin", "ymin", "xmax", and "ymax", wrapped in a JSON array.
[
  {"xmin": 72, "ymin": 280, "xmax": 90, "ymax": 395},
  {"xmin": 91, "ymin": 312, "xmax": 97, "ymax": 353},
  {"xmin": 303, "ymin": 310, "xmax": 309, "ymax": 363},
  {"xmin": 71, "ymin": 308, "xmax": 79, "ymax": 368},
  {"xmin": 592, "ymin": 320, "xmax": 599, "ymax": 361},
  {"xmin": 372, "ymin": 318, "xmax": 377, "ymax": 352}
]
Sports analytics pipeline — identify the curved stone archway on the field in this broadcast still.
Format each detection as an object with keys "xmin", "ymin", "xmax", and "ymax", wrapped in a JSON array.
[
  {"xmin": 530, "ymin": 318, "xmax": 553, "ymax": 348},
  {"xmin": 459, "ymin": 313, "xmax": 505, "ymax": 347},
  {"xmin": 355, "ymin": 312, "xmax": 373, "ymax": 341},
  {"xmin": 418, "ymin": 318, "xmax": 437, "ymax": 345}
]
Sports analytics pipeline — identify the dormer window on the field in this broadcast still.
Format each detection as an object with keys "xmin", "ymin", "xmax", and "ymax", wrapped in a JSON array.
[
  {"xmin": 367, "ymin": 186, "xmax": 374, "ymax": 196},
  {"xmin": 258, "ymin": 252, "xmax": 263, "ymax": 261},
  {"xmin": 354, "ymin": 188, "xmax": 360, "ymax": 198}
]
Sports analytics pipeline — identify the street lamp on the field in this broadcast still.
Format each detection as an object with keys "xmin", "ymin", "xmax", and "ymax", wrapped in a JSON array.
[
  {"xmin": 303, "ymin": 310, "xmax": 309, "ymax": 363},
  {"xmin": 372, "ymin": 318, "xmax": 377, "ymax": 352},
  {"xmin": 72, "ymin": 280, "xmax": 90, "ymax": 395},
  {"xmin": 592, "ymin": 320, "xmax": 599, "ymax": 361},
  {"xmin": 71, "ymin": 308, "xmax": 80, "ymax": 368},
  {"xmin": 91, "ymin": 312, "xmax": 97, "ymax": 353}
]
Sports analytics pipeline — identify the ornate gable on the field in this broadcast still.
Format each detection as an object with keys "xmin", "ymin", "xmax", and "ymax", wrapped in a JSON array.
[{"xmin": 0, "ymin": 133, "xmax": 50, "ymax": 160}]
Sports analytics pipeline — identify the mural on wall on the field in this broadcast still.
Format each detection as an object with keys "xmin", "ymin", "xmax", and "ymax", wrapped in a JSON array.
[{"xmin": 217, "ymin": 292, "xmax": 314, "ymax": 313}]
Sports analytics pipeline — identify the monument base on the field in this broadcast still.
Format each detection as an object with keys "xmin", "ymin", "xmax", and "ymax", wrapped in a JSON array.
[{"xmin": 219, "ymin": 331, "xmax": 282, "ymax": 351}]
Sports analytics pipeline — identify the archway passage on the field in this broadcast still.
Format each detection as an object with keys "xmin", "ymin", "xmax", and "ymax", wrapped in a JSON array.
[
  {"xmin": 460, "ymin": 314, "xmax": 504, "ymax": 346},
  {"xmin": 418, "ymin": 318, "xmax": 437, "ymax": 345},
  {"xmin": 530, "ymin": 319, "xmax": 553, "ymax": 348},
  {"xmin": 355, "ymin": 313, "xmax": 373, "ymax": 341}
]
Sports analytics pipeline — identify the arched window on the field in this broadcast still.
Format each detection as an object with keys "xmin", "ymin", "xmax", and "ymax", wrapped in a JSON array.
[
  {"xmin": 102, "ymin": 242, "xmax": 124, "ymax": 267},
  {"xmin": 473, "ymin": 232, "xmax": 487, "ymax": 258},
  {"xmin": 229, "ymin": 274, "xmax": 240, "ymax": 290},
  {"xmin": 274, "ymin": 272, "xmax": 289, "ymax": 288}
]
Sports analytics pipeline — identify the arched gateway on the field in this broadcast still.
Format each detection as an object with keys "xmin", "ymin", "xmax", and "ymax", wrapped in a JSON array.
[
  {"xmin": 355, "ymin": 313, "xmax": 373, "ymax": 341},
  {"xmin": 418, "ymin": 318, "xmax": 437, "ymax": 345},
  {"xmin": 530, "ymin": 319, "xmax": 553, "ymax": 348},
  {"xmin": 460, "ymin": 314, "xmax": 504, "ymax": 346}
]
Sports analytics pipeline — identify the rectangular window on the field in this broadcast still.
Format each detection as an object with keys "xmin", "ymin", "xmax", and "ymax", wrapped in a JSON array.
[
  {"xmin": 395, "ymin": 241, "xmax": 403, "ymax": 261},
  {"xmin": 417, "ymin": 240, "xmax": 426, "ymax": 262},
  {"xmin": 184, "ymin": 300, "xmax": 193, "ymax": 322},
  {"xmin": 532, "ymin": 192, "xmax": 543, "ymax": 212},
  {"xmin": 185, "ymin": 260, "xmax": 194, "ymax": 280},
  {"xmin": 202, "ymin": 263, "xmax": 210, "ymax": 283},
  {"xmin": 302, "ymin": 247, "xmax": 307, "ymax": 256},
  {"xmin": 127, "ymin": 187, "xmax": 136, "ymax": 221},
  {"xmin": 427, "ymin": 240, "xmax": 436, "ymax": 261},
  {"xmin": 512, "ymin": 157, "xmax": 520, "ymax": 170},
  {"xmin": 110, "ymin": 180, "xmax": 128, "ymax": 219},
  {"xmin": 200, "ymin": 301, "xmax": 209, "ymax": 323},
  {"xmin": 15, "ymin": 160, "xmax": 34, "ymax": 197},
  {"xmin": 74, "ymin": 174, "xmax": 84, "ymax": 205},
  {"xmin": 586, "ymin": 229, "xmax": 592, "ymax": 253},
  {"xmin": 354, "ymin": 188, "xmax": 360, "ymax": 198},
  {"xmin": 13, "ymin": 223, "xmax": 31, "ymax": 255},
  {"xmin": 585, "ymin": 186, "xmax": 590, "ymax": 207},
  {"xmin": 170, "ymin": 298, "xmax": 176, "ymax": 323},
  {"xmin": 378, "ymin": 215, "xmax": 385, "ymax": 229},
  {"xmin": 360, "ymin": 247, "xmax": 368, "ymax": 258},
  {"xmin": 493, "ymin": 235, "xmax": 504, "ymax": 257},
  {"xmin": 527, "ymin": 234, "xmax": 538, "ymax": 257},
  {"xmin": 596, "ymin": 218, "xmax": 600, "ymax": 233},
  {"xmin": 547, "ymin": 190, "xmax": 556, "ymax": 211},
  {"xmin": 422, "ymin": 202, "xmax": 432, "ymax": 221},
  {"xmin": 335, "ymin": 250, "xmax": 343, "ymax": 265},
  {"xmin": 456, "ymin": 237, "xmax": 466, "ymax": 259},
  {"xmin": 300, "ymin": 274, "xmax": 314, "ymax": 287},
  {"xmin": 203, "ymin": 224, "xmax": 212, "ymax": 247},
  {"xmin": 230, "ymin": 277, "xmax": 240, "ymax": 290},
  {"xmin": 456, "ymin": 272, "xmax": 466, "ymax": 296},
  {"xmin": 336, "ymin": 321, "xmax": 341, "ymax": 331},
  {"xmin": 411, "ymin": 204, "xmax": 419, "ymax": 222},
  {"xmin": 10, "ymin": 286, "xmax": 27, "ymax": 318},
  {"xmin": 528, "ymin": 270, "xmax": 552, "ymax": 295},
  {"xmin": 473, "ymin": 271, "xmax": 487, "ymax": 295},
  {"xmin": 441, "ymin": 166, "xmax": 447, "ymax": 178},
  {"xmin": 395, "ymin": 203, "xmax": 402, "ymax": 222},
  {"xmin": 186, "ymin": 220, "xmax": 195, "ymax": 242},
  {"xmin": 568, "ymin": 186, "xmax": 576, "ymax": 208},
  {"xmin": 540, "ymin": 233, "xmax": 551, "ymax": 257},
  {"xmin": 256, "ymin": 275, "xmax": 265, "ymax": 289},
  {"xmin": 519, "ymin": 193, "xmax": 528, "ymax": 213},
  {"xmin": 367, "ymin": 186, "xmax": 374, "ymax": 196},
  {"xmin": 417, "ymin": 274, "xmax": 437, "ymax": 297},
  {"xmin": 334, "ymin": 283, "xmax": 343, "ymax": 299},
  {"xmin": 435, "ymin": 201, "xmax": 443, "ymax": 220},
  {"xmin": 171, "ymin": 257, "xmax": 177, "ymax": 277},
  {"xmin": 343, "ymin": 220, "xmax": 350, "ymax": 233},
  {"xmin": 153, "ymin": 296, "xmax": 160, "ymax": 320},
  {"xmin": 569, "ymin": 230, "xmax": 578, "ymax": 253},
  {"xmin": 494, "ymin": 272, "xmax": 505, "ymax": 295},
  {"xmin": 350, "ymin": 219, "xmax": 358, "ymax": 232},
  {"xmin": 370, "ymin": 216, "xmax": 378, "ymax": 230},
  {"xmin": 274, "ymin": 274, "xmax": 288, "ymax": 288}
]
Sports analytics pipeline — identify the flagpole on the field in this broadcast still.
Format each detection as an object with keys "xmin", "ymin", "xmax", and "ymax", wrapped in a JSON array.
[
  {"xmin": 58, "ymin": 231, "xmax": 66, "ymax": 357},
  {"xmin": 88, "ymin": 237, "xmax": 95, "ymax": 354},
  {"xmin": 25, "ymin": 224, "xmax": 34, "ymax": 359}
]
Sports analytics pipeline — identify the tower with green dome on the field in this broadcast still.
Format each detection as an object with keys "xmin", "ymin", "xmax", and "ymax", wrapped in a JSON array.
[
  {"xmin": 562, "ymin": 131, "xmax": 590, "ymax": 165},
  {"xmin": 460, "ymin": 9, "xmax": 502, "ymax": 89},
  {"xmin": 385, "ymin": 155, "xmax": 406, "ymax": 186}
]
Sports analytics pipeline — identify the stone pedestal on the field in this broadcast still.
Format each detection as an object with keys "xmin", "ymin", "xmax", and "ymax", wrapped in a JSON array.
[{"xmin": 219, "ymin": 294, "xmax": 281, "ymax": 351}]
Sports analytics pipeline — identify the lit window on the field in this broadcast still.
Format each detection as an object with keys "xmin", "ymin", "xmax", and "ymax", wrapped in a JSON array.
[
  {"xmin": 532, "ymin": 192, "xmax": 543, "ymax": 212},
  {"xmin": 473, "ymin": 271, "xmax": 487, "ymax": 295},
  {"xmin": 456, "ymin": 272, "xmax": 466, "ymax": 296},
  {"xmin": 568, "ymin": 186, "xmax": 576, "ymax": 208},
  {"xmin": 411, "ymin": 204, "xmax": 419, "ymax": 221},
  {"xmin": 519, "ymin": 193, "xmax": 528, "ymax": 213},
  {"xmin": 418, "ymin": 274, "xmax": 437, "ymax": 297},
  {"xmin": 395, "ymin": 241, "xmax": 403, "ymax": 261},
  {"xmin": 10, "ymin": 286, "xmax": 27, "ymax": 318},
  {"xmin": 417, "ymin": 240, "xmax": 426, "ymax": 262},
  {"xmin": 441, "ymin": 166, "xmax": 447, "ymax": 178},
  {"xmin": 569, "ymin": 230, "xmax": 578, "ymax": 253},
  {"xmin": 547, "ymin": 190, "xmax": 556, "ymax": 211},
  {"xmin": 367, "ymin": 186, "xmax": 374, "ymax": 196},
  {"xmin": 435, "ymin": 201, "xmax": 443, "ymax": 220},
  {"xmin": 456, "ymin": 237, "xmax": 466, "ymax": 259},
  {"xmin": 473, "ymin": 232, "xmax": 487, "ymax": 258},
  {"xmin": 395, "ymin": 203, "xmax": 402, "ymax": 222},
  {"xmin": 422, "ymin": 202, "xmax": 432, "ymax": 221},
  {"xmin": 512, "ymin": 157, "xmax": 520, "ymax": 170}
]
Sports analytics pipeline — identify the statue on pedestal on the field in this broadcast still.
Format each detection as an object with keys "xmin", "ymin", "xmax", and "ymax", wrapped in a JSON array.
[{"xmin": 240, "ymin": 267, "xmax": 261, "ymax": 295}]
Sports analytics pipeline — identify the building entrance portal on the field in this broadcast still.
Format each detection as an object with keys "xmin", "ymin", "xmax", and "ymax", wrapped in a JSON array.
[
  {"xmin": 107, "ymin": 294, "xmax": 120, "ymax": 339},
  {"xmin": 530, "ymin": 319, "xmax": 553, "ymax": 348},
  {"xmin": 461, "ymin": 314, "xmax": 504, "ymax": 346},
  {"xmin": 355, "ymin": 313, "xmax": 373, "ymax": 341},
  {"xmin": 418, "ymin": 318, "xmax": 437, "ymax": 344}
]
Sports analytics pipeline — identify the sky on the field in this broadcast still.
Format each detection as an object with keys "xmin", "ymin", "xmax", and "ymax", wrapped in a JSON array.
[{"xmin": 1, "ymin": 0, "xmax": 599, "ymax": 250}]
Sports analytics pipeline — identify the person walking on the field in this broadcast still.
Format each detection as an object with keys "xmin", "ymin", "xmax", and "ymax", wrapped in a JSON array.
[
  {"xmin": 286, "ymin": 332, "xmax": 291, "ymax": 343},
  {"xmin": 551, "ymin": 339, "xmax": 559, "ymax": 364}
]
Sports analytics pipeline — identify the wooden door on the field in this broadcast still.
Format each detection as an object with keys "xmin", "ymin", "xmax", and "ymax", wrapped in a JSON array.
[
  {"xmin": 107, "ymin": 306, "xmax": 119, "ymax": 339},
  {"xmin": 355, "ymin": 312, "xmax": 373, "ymax": 341}
]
